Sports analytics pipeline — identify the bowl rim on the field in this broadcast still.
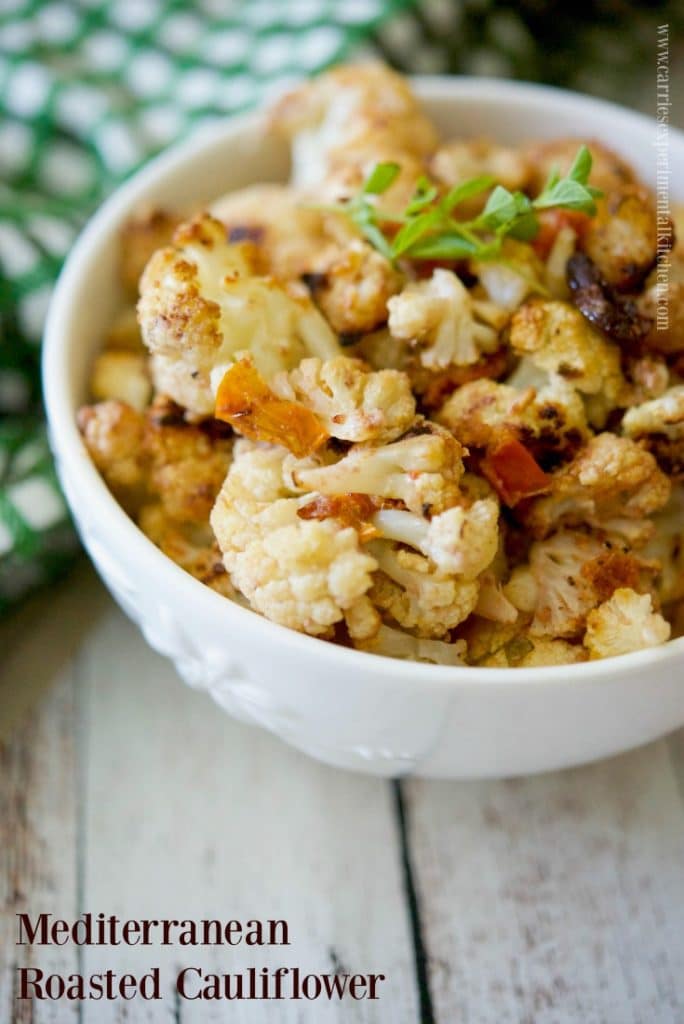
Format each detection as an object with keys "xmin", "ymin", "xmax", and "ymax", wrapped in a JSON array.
[{"xmin": 43, "ymin": 74, "xmax": 684, "ymax": 688}]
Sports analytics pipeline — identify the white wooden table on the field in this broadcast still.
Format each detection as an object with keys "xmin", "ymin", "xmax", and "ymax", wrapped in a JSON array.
[{"xmin": 2, "ymin": 563, "xmax": 684, "ymax": 1023}]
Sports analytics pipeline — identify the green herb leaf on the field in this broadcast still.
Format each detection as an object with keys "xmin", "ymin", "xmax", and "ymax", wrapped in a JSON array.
[
  {"xmin": 534, "ymin": 178, "xmax": 599, "ymax": 214},
  {"xmin": 405, "ymin": 232, "xmax": 483, "ymax": 261},
  {"xmin": 392, "ymin": 209, "xmax": 442, "ymax": 257},
  {"xmin": 362, "ymin": 162, "xmax": 400, "ymax": 195},
  {"xmin": 441, "ymin": 175, "xmax": 496, "ymax": 213},
  {"xmin": 327, "ymin": 146, "xmax": 602, "ymax": 266},
  {"xmin": 404, "ymin": 176, "xmax": 439, "ymax": 215},
  {"xmin": 568, "ymin": 144, "xmax": 592, "ymax": 184}
]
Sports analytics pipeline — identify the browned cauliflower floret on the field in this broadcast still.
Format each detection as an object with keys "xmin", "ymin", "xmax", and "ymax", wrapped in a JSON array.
[
  {"xmin": 271, "ymin": 356, "xmax": 415, "ymax": 443},
  {"xmin": 137, "ymin": 213, "xmax": 340, "ymax": 416},
  {"xmin": 90, "ymin": 350, "xmax": 151, "ymax": 412},
  {"xmin": 465, "ymin": 621, "xmax": 586, "ymax": 667},
  {"xmin": 142, "ymin": 398, "xmax": 233, "ymax": 524},
  {"xmin": 78, "ymin": 396, "xmax": 234, "ymax": 594},
  {"xmin": 212, "ymin": 185, "xmax": 403, "ymax": 336},
  {"xmin": 436, "ymin": 375, "xmax": 588, "ymax": 467},
  {"xmin": 582, "ymin": 186, "xmax": 658, "ymax": 292},
  {"xmin": 622, "ymin": 386, "xmax": 684, "ymax": 479},
  {"xmin": 77, "ymin": 399, "xmax": 146, "ymax": 508},
  {"xmin": 305, "ymin": 239, "xmax": 402, "ymax": 336},
  {"xmin": 289, "ymin": 421, "xmax": 465, "ymax": 515},
  {"xmin": 387, "ymin": 269, "xmax": 504, "ymax": 370},
  {"xmin": 522, "ymin": 433, "xmax": 671, "ymax": 542},
  {"xmin": 584, "ymin": 588, "xmax": 670, "ymax": 659},
  {"xmin": 270, "ymin": 63, "xmax": 437, "ymax": 206},
  {"xmin": 120, "ymin": 208, "xmax": 181, "ymax": 297},
  {"xmin": 356, "ymin": 623, "xmax": 467, "ymax": 665},
  {"xmin": 368, "ymin": 543, "xmax": 479, "ymax": 638},
  {"xmin": 522, "ymin": 138, "xmax": 637, "ymax": 197},
  {"xmin": 210, "ymin": 184, "xmax": 343, "ymax": 281},
  {"xmin": 512, "ymin": 637, "xmax": 587, "ymax": 666},
  {"xmin": 508, "ymin": 299, "xmax": 626, "ymax": 426},
  {"xmin": 210, "ymin": 442, "xmax": 378, "ymax": 637},
  {"xmin": 508, "ymin": 529, "xmax": 653, "ymax": 639},
  {"xmin": 372, "ymin": 501, "xmax": 499, "ymax": 579},
  {"xmin": 622, "ymin": 353, "xmax": 670, "ymax": 406},
  {"xmin": 78, "ymin": 396, "xmax": 233, "ymax": 520},
  {"xmin": 104, "ymin": 308, "xmax": 145, "ymax": 352},
  {"xmin": 139, "ymin": 504, "xmax": 234, "ymax": 598},
  {"xmin": 431, "ymin": 138, "xmax": 532, "ymax": 213}
]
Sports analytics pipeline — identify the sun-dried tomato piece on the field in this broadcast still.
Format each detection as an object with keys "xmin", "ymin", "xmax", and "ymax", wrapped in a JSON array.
[
  {"xmin": 297, "ymin": 493, "xmax": 380, "ymax": 542},
  {"xmin": 532, "ymin": 209, "xmax": 591, "ymax": 259},
  {"xmin": 215, "ymin": 360, "xmax": 329, "ymax": 457},
  {"xmin": 481, "ymin": 432, "xmax": 551, "ymax": 507}
]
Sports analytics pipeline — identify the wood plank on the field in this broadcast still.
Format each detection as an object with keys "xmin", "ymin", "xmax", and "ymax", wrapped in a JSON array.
[
  {"xmin": 0, "ymin": 562, "xmax": 108, "ymax": 743},
  {"xmin": 404, "ymin": 739, "xmax": 684, "ymax": 1024},
  {"xmin": 76, "ymin": 604, "xmax": 419, "ymax": 1023},
  {"xmin": 0, "ymin": 666, "xmax": 79, "ymax": 1023}
]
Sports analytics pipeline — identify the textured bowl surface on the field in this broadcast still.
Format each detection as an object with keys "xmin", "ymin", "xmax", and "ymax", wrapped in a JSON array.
[{"xmin": 44, "ymin": 78, "xmax": 684, "ymax": 778}]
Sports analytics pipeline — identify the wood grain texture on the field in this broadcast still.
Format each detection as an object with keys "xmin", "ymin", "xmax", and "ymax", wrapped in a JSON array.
[
  {"xmin": 0, "ymin": 667, "xmax": 79, "ymax": 1023},
  {"xmin": 404, "ymin": 739, "xmax": 684, "ymax": 1024},
  {"xmin": 75, "ymin": 606, "xmax": 419, "ymax": 1023},
  {"xmin": 3, "ymin": 578, "xmax": 684, "ymax": 1024}
]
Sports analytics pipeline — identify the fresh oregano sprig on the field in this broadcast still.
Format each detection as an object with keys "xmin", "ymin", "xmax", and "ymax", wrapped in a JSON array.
[{"xmin": 336, "ymin": 145, "xmax": 602, "ymax": 264}]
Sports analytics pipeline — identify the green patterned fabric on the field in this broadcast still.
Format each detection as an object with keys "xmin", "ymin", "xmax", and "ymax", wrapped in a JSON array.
[{"xmin": 0, "ymin": 0, "xmax": 413, "ymax": 608}]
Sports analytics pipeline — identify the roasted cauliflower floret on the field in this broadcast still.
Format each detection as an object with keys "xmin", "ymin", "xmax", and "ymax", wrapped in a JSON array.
[
  {"xmin": 508, "ymin": 298, "xmax": 625, "ymax": 425},
  {"xmin": 356, "ymin": 623, "xmax": 467, "ymax": 665},
  {"xmin": 523, "ymin": 138, "xmax": 637, "ymax": 197},
  {"xmin": 522, "ymin": 433, "xmax": 671, "ymax": 542},
  {"xmin": 77, "ymin": 399, "xmax": 146, "ymax": 507},
  {"xmin": 289, "ymin": 421, "xmax": 465, "ymax": 515},
  {"xmin": 78, "ymin": 396, "xmax": 232, "ymax": 519},
  {"xmin": 582, "ymin": 186, "xmax": 658, "ymax": 292},
  {"xmin": 138, "ymin": 213, "xmax": 340, "ymax": 416},
  {"xmin": 584, "ymin": 588, "xmax": 670, "ymax": 659},
  {"xmin": 270, "ymin": 63, "xmax": 437, "ymax": 202},
  {"xmin": 210, "ymin": 442, "xmax": 378, "ymax": 637},
  {"xmin": 305, "ymin": 239, "xmax": 402, "ymax": 336},
  {"xmin": 272, "ymin": 356, "xmax": 415, "ymax": 444},
  {"xmin": 142, "ymin": 398, "xmax": 233, "ymax": 524},
  {"xmin": 90, "ymin": 350, "xmax": 151, "ymax": 412},
  {"xmin": 120, "ymin": 208, "xmax": 180, "ymax": 297},
  {"xmin": 437, "ymin": 374, "xmax": 588, "ymax": 466},
  {"xmin": 387, "ymin": 269, "xmax": 504, "ymax": 370},
  {"xmin": 463, "ymin": 617, "xmax": 586, "ymax": 667},
  {"xmin": 622, "ymin": 386, "xmax": 684, "ymax": 478},
  {"xmin": 372, "ymin": 501, "xmax": 499, "ymax": 579},
  {"xmin": 431, "ymin": 138, "xmax": 531, "ymax": 210},
  {"xmin": 369, "ymin": 543, "xmax": 479, "ymax": 638},
  {"xmin": 138, "ymin": 504, "xmax": 234, "ymax": 598},
  {"xmin": 210, "ymin": 184, "xmax": 345, "ymax": 281},
  {"xmin": 510, "ymin": 529, "xmax": 652, "ymax": 639},
  {"xmin": 104, "ymin": 308, "xmax": 145, "ymax": 353}
]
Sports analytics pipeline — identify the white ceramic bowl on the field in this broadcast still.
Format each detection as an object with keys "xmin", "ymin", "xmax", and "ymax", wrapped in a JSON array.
[{"xmin": 44, "ymin": 78, "xmax": 684, "ymax": 778}]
